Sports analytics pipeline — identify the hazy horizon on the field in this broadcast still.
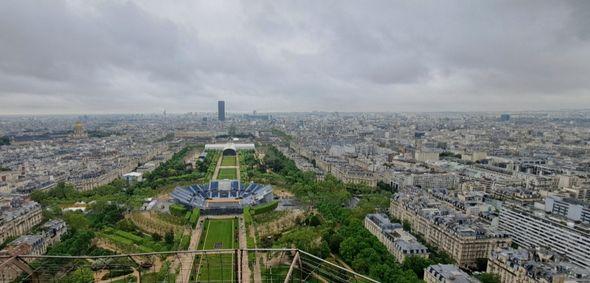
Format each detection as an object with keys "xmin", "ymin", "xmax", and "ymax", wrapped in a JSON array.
[
  {"xmin": 1, "ymin": 1, "xmax": 590, "ymax": 114},
  {"xmin": 2, "ymin": 107, "xmax": 590, "ymax": 117}
]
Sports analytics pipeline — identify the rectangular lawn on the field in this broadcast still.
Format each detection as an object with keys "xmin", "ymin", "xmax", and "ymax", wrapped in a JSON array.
[
  {"xmin": 217, "ymin": 168, "xmax": 237, "ymax": 179},
  {"xmin": 198, "ymin": 219, "xmax": 236, "ymax": 250},
  {"xmin": 221, "ymin": 155, "xmax": 237, "ymax": 166},
  {"xmin": 195, "ymin": 218, "xmax": 238, "ymax": 282}
]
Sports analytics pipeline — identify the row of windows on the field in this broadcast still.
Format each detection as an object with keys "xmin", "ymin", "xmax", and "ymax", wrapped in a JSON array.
[{"xmin": 499, "ymin": 210, "xmax": 590, "ymax": 269}]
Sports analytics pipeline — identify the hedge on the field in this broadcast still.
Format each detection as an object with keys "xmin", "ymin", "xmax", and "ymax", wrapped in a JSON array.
[
  {"xmin": 170, "ymin": 204, "xmax": 187, "ymax": 217},
  {"xmin": 113, "ymin": 229, "xmax": 143, "ymax": 243},
  {"xmin": 189, "ymin": 208, "xmax": 200, "ymax": 228},
  {"xmin": 184, "ymin": 211, "xmax": 191, "ymax": 224},
  {"xmin": 251, "ymin": 201, "xmax": 279, "ymax": 215},
  {"xmin": 243, "ymin": 207, "xmax": 253, "ymax": 225},
  {"xmin": 102, "ymin": 266, "xmax": 134, "ymax": 280},
  {"xmin": 102, "ymin": 234, "xmax": 134, "ymax": 246},
  {"xmin": 179, "ymin": 235, "xmax": 190, "ymax": 250},
  {"xmin": 155, "ymin": 212, "xmax": 185, "ymax": 225}
]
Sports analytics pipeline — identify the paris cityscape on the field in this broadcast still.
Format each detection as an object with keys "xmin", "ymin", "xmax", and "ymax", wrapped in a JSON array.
[{"xmin": 1, "ymin": 1, "xmax": 590, "ymax": 283}]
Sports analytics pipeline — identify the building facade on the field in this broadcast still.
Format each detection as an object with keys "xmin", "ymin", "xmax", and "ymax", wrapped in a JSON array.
[
  {"xmin": 544, "ymin": 196, "xmax": 590, "ymax": 224},
  {"xmin": 218, "ymin": 100, "xmax": 225, "ymax": 121},
  {"xmin": 364, "ymin": 213, "xmax": 429, "ymax": 263},
  {"xmin": 487, "ymin": 247, "xmax": 590, "ymax": 283},
  {"xmin": 424, "ymin": 264, "xmax": 479, "ymax": 283},
  {"xmin": 498, "ymin": 204, "xmax": 590, "ymax": 269},
  {"xmin": 390, "ymin": 189, "xmax": 511, "ymax": 268},
  {"xmin": 0, "ymin": 201, "xmax": 43, "ymax": 244},
  {"xmin": 0, "ymin": 219, "xmax": 67, "ymax": 282}
]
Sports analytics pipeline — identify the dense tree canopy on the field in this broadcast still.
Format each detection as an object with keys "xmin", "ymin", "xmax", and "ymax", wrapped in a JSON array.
[{"xmin": 257, "ymin": 146, "xmax": 422, "ymax": 282}]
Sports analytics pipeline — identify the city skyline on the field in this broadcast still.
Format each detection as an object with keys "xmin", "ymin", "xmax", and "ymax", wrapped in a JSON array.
[
  {"xmin": 1, "ymin": 109, "xmax": 589, "ymax": 282},
  {"xmin": 1, "ymin": 1, "xmax": 590, "ymax": 282},
  {"xmin": 1, "ymin": 1, "xmax": 590, "ymax": 114}
]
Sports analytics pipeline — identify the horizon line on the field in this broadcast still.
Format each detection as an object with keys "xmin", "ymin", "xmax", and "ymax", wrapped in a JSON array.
[{"xmin": 1, "ymin": 108, "xmax": 590, "ymax": 117}]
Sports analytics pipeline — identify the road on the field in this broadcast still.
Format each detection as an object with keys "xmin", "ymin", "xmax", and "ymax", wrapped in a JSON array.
[
  {"xmin": 176, "ymin": 219, "xmax": 204, "ymax": 283},
  {"xmin": 238, "ymin": 215, "xmax": 251, "ymax": 283}
]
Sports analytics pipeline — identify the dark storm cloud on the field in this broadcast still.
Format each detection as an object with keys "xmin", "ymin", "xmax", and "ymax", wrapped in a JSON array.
[{"xmin": 0, "ymin": 0, "xmax": 589, "ymax": 114}]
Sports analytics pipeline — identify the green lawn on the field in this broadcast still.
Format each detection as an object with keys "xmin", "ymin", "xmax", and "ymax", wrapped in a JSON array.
[
  {"xmin": 217, "ymin": 168, "xmax": 237, "ymax": 179},
  {"xmin": 262, "ymin": 264, "xmax": 322, "ymax": 282},
  {"xmin": 195, "ymin": 218, "xmax": 238, "ymax": 282},
  {"xmin": 140, "ymin": 272, "xmax": 176, "ymax": 283},
  {"xmin": 198, "ymin": 218, "xmax": 236, "ymax": 250},
  {"xmin": 98, "ymin": 228, "xmax": 166, "ymax": 253},
  {"xmin": 221, "ymin": 155, "xmax": 237, "ymax": 166},
  {"xmin": 110, "ymin": 276, "xmax": 136, "ymax": 283}
]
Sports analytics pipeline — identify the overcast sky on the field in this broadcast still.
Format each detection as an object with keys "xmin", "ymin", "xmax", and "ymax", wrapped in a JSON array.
[{"xmin": 1, "ymin": 1, "xmax": 589, "ymax": 114}]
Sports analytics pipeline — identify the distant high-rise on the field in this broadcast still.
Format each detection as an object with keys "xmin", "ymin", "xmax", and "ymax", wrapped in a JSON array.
[
  {"xmin": 414, "ymin": 131, "xmax": 425, "ymax": 149},
  {"xmin": 218, "ymin": 100, "xmax": 225, "ymax": 121},
  {"xmin": 500, "ymin": 113, "xmax": 510, "ymax": 121}
]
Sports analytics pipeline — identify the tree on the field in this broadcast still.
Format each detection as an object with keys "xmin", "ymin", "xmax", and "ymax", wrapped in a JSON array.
[
  {"xmin": 254, "ymin": 146, "xmax": 425, "ymax": 282},
  {"xmin": 198, "ymin": 160, "xmax": 207, "ymax": 172},
  {"xmin": 326, "ymin": 232, "xmax": 343, "ymax": 254},
  {"xmin": 87, "ymin": 201, "xmax": 124, "ymax": 228},
  {"xmin": 339, "ymin": 237, "xmax": 370, "ymax": 263},
  {"xmin": 30, "ymin": 190, "xmax": 50, "ymax": 206},
  {"xmin": 228, "ymin": 125, "xmax": 237, "ymax": 136},
  {"xmin": 164, "ymin": 230, "xmax": 174, "ymax": 245},
  {"xmin": 0, "ymin": 136, "xmax": 9, "ymax": 146},
  {"xmin": 402, "ymin": 220, "xmax": 412, "ymax": 232},
  {"xmin": 304, "ymin": 214, "xmax": 321, "ymax": 226},
  {"xmin": 152, "ymin": 233, "xmax": 162, "ymax": 242},
  {"xmin": 475, "ymin": 273, "xmax": 501, "ymax": 283},
  {"xmin": 48, "ymin": 230, "xmax": 95, "ymax": 256},
  {"xmin": 169, "ymin": 204, "xmax": 187, "ymax": 216},
  {"xmin": 63, "ymin": 212, "xmax": 90, "ymax": 233},
  {"xmin": 62, "ymin": 267, "xmax": 93, "ymax": 283},
  {"xmin": 48, "ymin": 182, "xmax": 79, "ymax": 199},
  {"xmin": 116, "ymin": 219, "xmax": 138, "ymax": 232},
  {"xmin": 377, "ymin": 181, "xmax": 396, "ymax": 192},
  {"xmin": 402, "ymin": 256, "xmax": 432, "ymax": 279}
]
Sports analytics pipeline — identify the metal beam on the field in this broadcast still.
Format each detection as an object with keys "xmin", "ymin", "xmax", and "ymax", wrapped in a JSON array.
[
  {"xmin": 298, "ymin": 250, "xmax": 379, "ymax": 283},
  {"xmin": 0, "ymin": 256, "xmax": 38, "ymax": 283},
  {"xmin": 283, "ymin": 251, "xmax": 300, "ymax": 283},
  {"xmin": 2, "ymin": 248, "xmax": 380, "ymax": 283}
]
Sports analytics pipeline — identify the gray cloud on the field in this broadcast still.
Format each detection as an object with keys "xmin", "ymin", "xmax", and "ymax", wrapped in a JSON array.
[{"xmin": 0, "ymin": 0, "xmax": 589, "ymax": 114}]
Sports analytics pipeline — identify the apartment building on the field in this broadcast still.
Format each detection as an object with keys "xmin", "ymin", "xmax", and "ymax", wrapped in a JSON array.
[
  {"xmin": 332, "ymin": 165, "xmax": 377, "ymax": 186},
  {"xmin": 424, "ymin": 264, "xmax": 479, "ymax": 283},
  {"xmin": 487, "ymin": 247, "xmax": 590, "ymax": 283},
  {"xmin": 40, "ymin": 219, "xmax": 68, "ymax": 247},
  {"xmin": 390, "ymin": 188, "xmax": 511, "ymax": 268},
  {"xmin": 0, "ymin": 219, "xmax": 68, "ymax": 282},
  {"xmin": 498, "ymin": 203, "xmax": 590, "ymax": 269},
  {"xmin": 364, "ymin": 213, "xmax": 429, "ymax": 263},
  {"xmin": 415, "ymin": 150, "xmax": 440, "ymax": 163},
  {"xmin": 413, "ymin": 173, "xmax": 460, "ymax": 190},
  {"xmin": 0, "ymin": 201, "xmax": 43, "ymax": 244},
  {"xmin": 544, "ymin": 196, "xmax": 590, "ymax": 224},
  {"xmin": 387, "ymin": 173, "xmax": 460, "ymax": 191}
]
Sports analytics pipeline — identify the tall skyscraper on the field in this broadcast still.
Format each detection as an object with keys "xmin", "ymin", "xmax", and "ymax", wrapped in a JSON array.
[{"xmin": 218, "ymin": 100, "xmax": 225, "ymax": 121}]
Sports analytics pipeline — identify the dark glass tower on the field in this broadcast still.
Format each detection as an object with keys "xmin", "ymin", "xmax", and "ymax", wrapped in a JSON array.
[{"xmin": 218, "ymin": 100, "xmax": 225, "ymax": 121}]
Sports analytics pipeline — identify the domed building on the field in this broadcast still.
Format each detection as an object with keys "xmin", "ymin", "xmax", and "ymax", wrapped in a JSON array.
[{"xmin": 72, "ymin": 121, "xmax": 88, "ymax": 139}]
